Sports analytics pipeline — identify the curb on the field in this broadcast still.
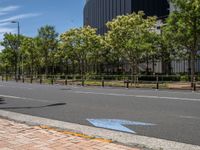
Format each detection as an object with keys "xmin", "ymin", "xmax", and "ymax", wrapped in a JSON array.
[{"xmin": 0, "ymin": 110, "xmax": 199, "ymax": 150}]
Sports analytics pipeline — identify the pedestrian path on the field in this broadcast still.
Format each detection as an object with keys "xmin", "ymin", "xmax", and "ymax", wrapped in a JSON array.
[{"xmin": 0, "ymin": 118, "xmax": 140, "ymax": 150}]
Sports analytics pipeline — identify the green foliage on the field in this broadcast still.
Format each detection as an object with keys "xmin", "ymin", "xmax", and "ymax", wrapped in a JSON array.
[
  {"xmin": 0, "ymin": 2, "xmax": 200, "ymax": 78},
  {"xmin": 165, "ymin": 0, "xmax": 200, "ymax": 78},
  {"xmin": 60, "ymin": 26, "xmax": 101, "ymax": 75},
  {"xmin": 20, "ymin": 37, "xmax": 40, "ymax": 75},
  {"xmin": 106, "ymin": 11, "xmax": 158, "ymax": 74},
  {"xmin": 180, "ymin": 75, "xmax": 189, "ymax": 81},
  {"xmin": 37, "ymin": 25, "xmax": 59, "ymax": 75},
  {"xmin": 0, "ymin": 33, "xmax": 23, "ymax": 75}
]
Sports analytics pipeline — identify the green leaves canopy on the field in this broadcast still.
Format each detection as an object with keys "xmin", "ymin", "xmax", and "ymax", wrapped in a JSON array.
[{"xmin": 106, "ymin": 11, "xmax": 157, "ymax": 74}]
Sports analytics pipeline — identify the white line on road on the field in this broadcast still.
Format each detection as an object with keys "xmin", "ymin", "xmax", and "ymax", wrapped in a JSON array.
[
  {"xmin": 0, "ymin": 94, "xmax": 50, "ymax": 103},
  {"xmin": 73, "ymin": 91, "xmax": 200, "ymax": 102},
  {"xmin": 179, "ymin": 115, "xmax": 200, "ymax": 120},
  {"xmin": 0, "ymin": 84, "xmax": 33, "ymax": 90}
]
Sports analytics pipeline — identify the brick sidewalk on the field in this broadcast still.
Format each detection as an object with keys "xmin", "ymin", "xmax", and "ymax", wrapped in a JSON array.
[{"xmin": 0, "ymin": 118, "xmax": 140, "ymax": 150}]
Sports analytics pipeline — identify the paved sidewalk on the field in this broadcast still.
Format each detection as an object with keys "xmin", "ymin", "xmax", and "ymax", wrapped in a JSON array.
[{"xmin": 0, "ymin": 118, "xmax": 140, "ymax": 150}]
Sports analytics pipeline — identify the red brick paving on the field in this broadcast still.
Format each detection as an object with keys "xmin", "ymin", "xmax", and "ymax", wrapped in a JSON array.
[{"xmin": 0, "ymin": 118, "xmax": 140, "ymax": 150}]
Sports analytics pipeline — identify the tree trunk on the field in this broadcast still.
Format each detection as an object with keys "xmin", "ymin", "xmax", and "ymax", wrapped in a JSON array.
[
  {"xmin": 81, "ymin": 59, "xmax": 85, "ymax": 76},
  {"xmin": 45, "ymin": 51, "xmax": 48, "ymax": 75},
  {"xmin": 188, "ymin": 54, "xmax": 191, "ymax": 78},
  {"xmin": 31, "ymin": 56, "xmax": 34, "ymax": 82},
  {"xmin": 15, "ymin": 52, "xmax": 17, "ymax": 80},
  {"xmin": 72, "ymin": 61, "xmax": 75, "ymax": 75},
  {"xmin": 191, "ymin": 51, "xmax": 196, "ymax": 85},
  {"xmin": 52, "ymin": 55, "xmax": 55, "ymax": 75},
  {"xmin": 191, "ymin": 17, "xmax": 197, "ymax": 86},
  {"xmin": 78, "ymin": 60, "xmax": 81, "ymax": 75},
  {"xmin": 65, "ymin": 60, "xmax": 69, "ymax": 75},
  {"xmin": 146, "ymin": 56, "xmax": 149, "ymax": 75}
]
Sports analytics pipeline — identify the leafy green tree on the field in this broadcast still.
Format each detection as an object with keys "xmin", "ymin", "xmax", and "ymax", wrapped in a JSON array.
[
  {"xmin": 141, "ymin": 30, "xmax": 160, "ymax": 74},
  {"xmin": 0, "ymin": 33, "xmax": 22, "ymax": 79},
  {"xmin": 37, "ymin": 25, "xmax": 58, "ymax": 75},
  {"xmin": 0, "ymin": 47, "xmax": 15, "ymax": 75},
  {"xmin": 106, "ymin": 11, "xmax": 157, "ymax": 75},
  {"xmin": 166, "ymin": 0, "xmax": 200, "ymax": 81},
  {"xmin": 60, "ymin": 26, "xmax": 101, "ymax": 75},
  {"xmin": 20, "ymin": 37, "xmax": 40, "ymax": 76}
]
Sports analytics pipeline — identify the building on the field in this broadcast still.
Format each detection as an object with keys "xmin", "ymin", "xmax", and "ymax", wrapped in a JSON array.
[{"xmin": 84, "ymin": 0, "xmax": 170, "ymax": 34}]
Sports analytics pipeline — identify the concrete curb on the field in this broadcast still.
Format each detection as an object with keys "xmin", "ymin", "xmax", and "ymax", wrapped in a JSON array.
[{"xmin": 0, "ymin": 110, "xmax": 199, "ymax": 150}]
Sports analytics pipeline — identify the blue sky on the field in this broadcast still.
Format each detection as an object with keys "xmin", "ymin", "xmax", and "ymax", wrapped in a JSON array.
[{"xmin": 0, "ymin": 0, "xmax": 84, "ymax": 49}]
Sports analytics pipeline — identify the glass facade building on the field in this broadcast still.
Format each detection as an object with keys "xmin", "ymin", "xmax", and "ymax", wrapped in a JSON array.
[{"xmin": 84, "ymin": 0, "xmax": 170, "ymax": 34}]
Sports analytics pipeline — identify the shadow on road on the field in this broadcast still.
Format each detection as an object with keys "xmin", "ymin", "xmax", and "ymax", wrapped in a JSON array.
[
  {"xmin": 60, "ymin": 88, "xmax": 72, "ymax": 91},
  {"xmin": 0, "ymin": 102, "xmax": 66, "ymax": 110},
  {"xmin": 0, "ymin": 98, "xmax": 6, "ymax": 104}
]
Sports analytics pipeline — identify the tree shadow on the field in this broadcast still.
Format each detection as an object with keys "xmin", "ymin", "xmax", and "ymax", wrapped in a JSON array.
[
  {"xmin": 0, "ymin": 98, "xmax": 6, "ymax": 104},
  {"xmin": 0, "ymin": 102, "xmax": 66, "ymax": 110},
  {"xmin": 60, "ymin": 88, "xmax": 72, "ymax": 91}
]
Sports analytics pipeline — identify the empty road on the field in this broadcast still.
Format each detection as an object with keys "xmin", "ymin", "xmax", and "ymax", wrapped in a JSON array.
[{"xmin": 0, "ymin": 81, "xmax": 200, "ymax": 146}]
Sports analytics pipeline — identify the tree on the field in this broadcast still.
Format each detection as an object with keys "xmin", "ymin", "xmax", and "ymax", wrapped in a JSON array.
[
  {"xmin": 37, "ymin": 25, "xmax": 58, "ymax": 75},
  {"xmin": 166, "ymin": 0, "xmax": 200, "ymax": 82},
  {"xmin": 106, "ymin": 11, "xmax": 157, "ymax": 75},
  {"xmin": 0, "ymin": 33, "xmax": 22, "ymax": 79},
  {"xmin": 20, "ymin": 37, "xmax": 39, "ymax": 76},
  {"xmin": 60, "ymin": 26, "xmax": 101, "ymax": 75},
  {"xmin": 0, "ymin": 47, "xmax": 15, "ymax": 75}
]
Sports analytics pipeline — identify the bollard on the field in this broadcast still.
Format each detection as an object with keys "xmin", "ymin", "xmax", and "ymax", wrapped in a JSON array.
[
  {"xmin": 40, "ymin": 76, "xmax": 42, "ymax": 84},
  {"xmin": 82, "ymin": 76, "xmax": 84, "ymax": 87},
  {"xmin": 102, "ymin": 76, "xmax": 104, "ymax": 87},
  {"xmin": 6, "ymin": 75, "xmax": 8, "ymax": 82},
  {"xmin": 51, "ymin": 76, "xmax": 54, "ymax": 85},
  {"xmin": 65, "ymin": 75, "xmax": 68, "ymax": 85},
  {"xmin": 156, "ymin": 75, "xmax": 159, "ymax": 90},
  {"xmin": 193, "ymin": 77, "xmax": 196, "ymax": 92},
  {"xmin": 30, "ymin": 76, "xmax": 33, "ymax": 84},
  {"xmin": 126, "ymin": 80, "xmax": 129, "ymax": 89}
]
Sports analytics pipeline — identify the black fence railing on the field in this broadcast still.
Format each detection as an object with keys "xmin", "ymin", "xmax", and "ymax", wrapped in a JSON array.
[
  {"xmin": 1, "ymin": 59, "xmax": 200, "ymax": 77},
  {"xmin": 0, "ymin": 74, "xmax": 199, "ymax": 91}
]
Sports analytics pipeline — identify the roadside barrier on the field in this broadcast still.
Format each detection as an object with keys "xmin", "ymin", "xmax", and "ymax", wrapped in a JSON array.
[{"xmin": 0, "ymin": 74, "xmax": 199, "ymax": 92}]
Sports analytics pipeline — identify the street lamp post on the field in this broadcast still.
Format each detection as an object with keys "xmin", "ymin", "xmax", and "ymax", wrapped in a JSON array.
[{"xmin": 11, "ymin": 21, "xmax": 20, "ymax": 81}]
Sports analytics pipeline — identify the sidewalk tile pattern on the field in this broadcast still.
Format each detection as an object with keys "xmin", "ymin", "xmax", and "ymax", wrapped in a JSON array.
[{"xmin": 0, "ymin": 118, "xmax": 140, "ymax": 150}]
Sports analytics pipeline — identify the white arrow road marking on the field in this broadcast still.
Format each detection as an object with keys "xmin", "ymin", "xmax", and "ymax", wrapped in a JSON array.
[{"xmin": 87, "ymin": 119, "xmax": 155, "ymax": 133}]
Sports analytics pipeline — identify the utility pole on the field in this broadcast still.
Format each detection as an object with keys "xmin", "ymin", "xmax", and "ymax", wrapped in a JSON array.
[{"xmin": 11, "ymin": 21, "xmax": 20, "ymax": 81}]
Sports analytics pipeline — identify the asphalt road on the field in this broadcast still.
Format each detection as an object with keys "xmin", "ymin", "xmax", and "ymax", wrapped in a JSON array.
[{"xmin": 0, "ymin": 81, "xmax": 200, "ymax": 146}]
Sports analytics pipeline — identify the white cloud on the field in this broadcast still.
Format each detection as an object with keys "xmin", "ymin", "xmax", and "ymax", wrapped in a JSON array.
[
  {"xmin": 0, "ymin": 6, "xmax": 20, "ymax": 12},
  {"xmin": 0, "ymin": 6, "xmax": 20, "ymax": 16},
  {"xmin": 0, "ymin": 13, "xmax": 42, "ymax": 23},
  {"xmin": 0, "ymin": 22, "xmax": 10, "ymax": 26},
  {"xmin": 0, "ymin": 27, "xmax": 16, "ymax": 33},
  {"xmin": 0, "ymin": 28, "xmax": 16, "ymax": 50}
]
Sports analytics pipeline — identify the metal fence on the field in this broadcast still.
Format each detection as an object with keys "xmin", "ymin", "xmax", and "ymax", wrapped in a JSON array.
[
  {"xmin": 1, "ymin": 74, "xmax": 199, "ymax": 92},
  {"xmin": 58, "ymin": 59, "xmax": 200, "ymax": 75}
]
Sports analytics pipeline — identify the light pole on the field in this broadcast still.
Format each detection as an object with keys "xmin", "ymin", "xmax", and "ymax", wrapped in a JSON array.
[{"xmin": 11, "ymin": 21, "xmax": 20, "ymax": 81}]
